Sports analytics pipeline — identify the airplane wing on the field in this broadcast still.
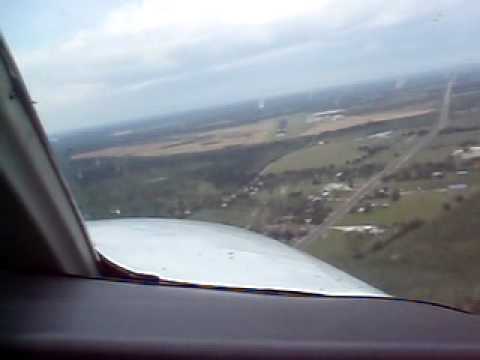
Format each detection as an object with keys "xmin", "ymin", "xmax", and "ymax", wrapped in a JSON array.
[{"xmin": 87, "ymin": 218, "xmax": 386, "ymax": 297}]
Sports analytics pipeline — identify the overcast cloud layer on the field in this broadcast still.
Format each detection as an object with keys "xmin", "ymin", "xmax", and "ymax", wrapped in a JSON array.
[{"xmin": 2, "ymin": 0, "xmax": 480, "ymax": 133}]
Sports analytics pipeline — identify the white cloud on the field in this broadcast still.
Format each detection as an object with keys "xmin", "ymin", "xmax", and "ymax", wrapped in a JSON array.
[
  {"xmin": 11, "ymin": 0, "xmax": 470, "ymax": 132},
  {"xmin": 103, "ymin": 0, "xmax": 333, "ymax": 34}
]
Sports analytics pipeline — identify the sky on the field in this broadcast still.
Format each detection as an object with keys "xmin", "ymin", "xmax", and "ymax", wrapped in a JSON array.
[{"xmin": 1, "ymin": 0, "xmax": 480, "ymax": 133}]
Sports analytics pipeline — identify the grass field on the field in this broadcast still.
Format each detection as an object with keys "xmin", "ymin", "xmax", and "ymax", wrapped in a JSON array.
[
  {"xmin": 359, "ymin": 132, "xmax": 416, "ymax": 166},
  {"xmin": 74, "ymin": 119, "xmax": 277, "ymax": 159},
  {"xmin": 412, "ymin": 144, "xmax": 457, "ymax": 163},
  {"xmin": 285, "ymin": 113, "xmax": 312, "ymax": 137},
  {"xmin": 408, "ymin": 129, "xmax": 480, "ymax": 163},
  {"xmin": 190, "ymin": 206, "xmax": 257, "ymax": 228},
  {"xmin": 436, "ymin": 129, "xmax": 480, "ymax": 146},
  {"xmin": 307, "ymin": 228, "xmax": 375, "ymax": 262},
  {"xmin": 307, "ymin": 189, "xmax": 480, "ymax": 311},
  {"xmin": 389, "ymin": 170, "xmax": 480, "ymax": 191},
  {"xmin": 339, "ymin": 190, "xmax": 449, "ymax": 226},
  {"xmin": 265, "ymin": 113, "xmax": 312, "ymax": 142},
  {"xmin": 263, "ymin": 141, "xmax": 362, "ymax": 174},
  {"xmin": 302, "ymin": 107, "xmax": 434, "ymax": 137},
  {"xmin": 72, "ymin": 103, "xmax": 438, "ymax": 160}
]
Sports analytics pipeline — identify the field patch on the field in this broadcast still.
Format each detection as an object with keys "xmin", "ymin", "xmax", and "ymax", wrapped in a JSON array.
[
  {"xmin": 339, "ymin": 190, "xmax": 448, "ymax": 226},
  {"xmin": 73, "ymin": 120, "xmax": 277, "ymax": 159},
  {"xmin": 263, "ymin": 141, "xmax": 362, "ymax": 174},
  {"xmin": 301, "ymin": 107, "xmax": 435, "ymax": 137}
]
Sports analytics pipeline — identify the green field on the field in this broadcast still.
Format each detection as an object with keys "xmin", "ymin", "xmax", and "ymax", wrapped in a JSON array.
[
  {"xmin": 307, "ymin": 190, "xmax": 480, "ymax": 311},
  {"xmin": 264, "ymin": 113, "xmax": 313, "ymax": 142},
  {"xmin": 190, "ymin": 206, "xmax": 257, "ymax": 228},
  {"xmin": 361, "ymin": 133, "xmax": 415, "ymax": 166},
  {"xmin": 435, "ymin": 129, "xmax": 480, "ymax": 147},
  {"xmin": 263, "ymin": 141, "xmax": 362, "ymax": 174},
  {"xmin": 409, "ymin": 129, "xmax": 480, "ymax": 163},
  {"xmin": 307, "ymin": 228, "xmax": 374, "ymax": 262},
  {"xmin": 389, "ymin": 170, "xmax": 480, "ymax": 191},
  {"xmin": 411, "ymin": 144, "xmax": 457, "ymax": 163},
  {"xmin": 285, "ymin": 113, "xmax": 312, "ymax": 137},
  {"xmin": 339, "ymin": 190, "xmax": 449, "ymax": 226},
  {"xmin": 256, "ymin": 179, "xmax": 323, "ymax": 201}
]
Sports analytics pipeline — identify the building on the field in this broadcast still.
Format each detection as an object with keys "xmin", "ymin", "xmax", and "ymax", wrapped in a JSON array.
[
  {"xmin": 452, "ymin": 146, "xmax": 480, "ymax": 169},
  {"xmin": 307, "ymin": 109, "xmax": 345, "ymax": 123}
]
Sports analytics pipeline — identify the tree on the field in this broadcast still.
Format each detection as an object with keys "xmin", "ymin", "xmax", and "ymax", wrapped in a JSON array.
[
  {"xmin": 391, "ymin": 189, "xmax": 401, "ymax": 202},
  {"xmin": 347, "ymin": 178, "xmax": 354, "ymax": 188}
]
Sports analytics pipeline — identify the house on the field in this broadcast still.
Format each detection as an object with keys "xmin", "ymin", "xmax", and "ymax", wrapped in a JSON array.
[
  {"xmin": 367, "ymin": 131, "xmax": 393, "ymax": 139},
  {"xmin": 330, "ymin": 225, "xmax": 384, "ymax": 235},
  {"xmin": 448, "ymin": 184, "xmax": 468, "ymax": 190},
  {"xmin": 452, "ymin": 146, "xmax": 480, "ymax": 168}
]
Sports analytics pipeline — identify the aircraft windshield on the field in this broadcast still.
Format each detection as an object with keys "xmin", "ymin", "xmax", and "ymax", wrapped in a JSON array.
[{"xmin": 3, "ymin": 0, "xmax": 480, "ymax": 312}]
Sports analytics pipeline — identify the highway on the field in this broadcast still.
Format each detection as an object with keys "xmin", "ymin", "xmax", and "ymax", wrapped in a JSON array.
[{"xmin": 295, "ymin": 76, "xmax": 455, "ymax": 251}]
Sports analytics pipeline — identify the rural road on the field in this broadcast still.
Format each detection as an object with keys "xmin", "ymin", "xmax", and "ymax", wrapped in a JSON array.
[{"xmin": 295, "ymin": 76, "xmax": 455, "ymax": 250}]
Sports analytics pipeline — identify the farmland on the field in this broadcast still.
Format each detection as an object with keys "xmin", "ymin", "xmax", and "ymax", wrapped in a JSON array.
[
  {"xmin": 308, "ymin": 191, "xmax": 480, "ymax": 311},
  {"xmin": 71, "ymin": 105, "xmax": 436, "ymax": 161},
  {"xmin": 302, "ymin": 106, "xmax": 435, "ymax": 136},
  {"xmin": 338, "ymin": 190, "xmax": 448, "ymax": 226},
  {"xmin": 263, "ymin": 141, "xmax": 362, "ymax": 174},
  {"xmin": 52, "ymin": 65, "xmax": 480, "ymax": 312},
  {"xmin": 305, "ymin": 71, "xmax": 480, "ymax": 311}
]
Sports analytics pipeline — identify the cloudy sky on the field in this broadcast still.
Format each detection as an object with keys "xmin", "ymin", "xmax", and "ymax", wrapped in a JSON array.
[{"xmin": 1, "ymin": 0, "xmax": 480, "ymax": 133}]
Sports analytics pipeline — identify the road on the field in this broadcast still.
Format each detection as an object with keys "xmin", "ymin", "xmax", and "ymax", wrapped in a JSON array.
[{"xmin": 295, "ymin": 77, "xmax": 455, "ymax": 250}]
